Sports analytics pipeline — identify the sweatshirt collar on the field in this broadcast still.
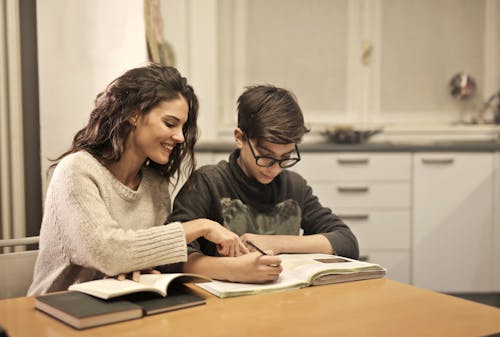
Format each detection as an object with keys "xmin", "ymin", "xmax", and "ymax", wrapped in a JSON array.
[{"xmin": 228, "ymin": 149, "xmax": 284, "ymax": 211}]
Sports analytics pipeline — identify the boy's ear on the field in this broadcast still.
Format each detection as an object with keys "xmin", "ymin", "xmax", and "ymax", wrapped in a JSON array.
[{"xmin": 234, "ymin": 128, "xmax": 245, "ymax": 149}]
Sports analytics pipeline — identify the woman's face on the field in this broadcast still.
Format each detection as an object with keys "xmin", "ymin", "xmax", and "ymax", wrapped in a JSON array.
[{"xmin": 130, "ymin": 97, "xmax": 188, "ymax": 165}]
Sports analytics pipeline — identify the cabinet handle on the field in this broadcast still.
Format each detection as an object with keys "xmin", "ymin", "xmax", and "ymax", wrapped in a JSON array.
[
  {"xmin": 337, "ymin": 214, "xmax": 370, "ymax": 220},
  {"xmin": 337, "ymin": 158, "xmax": 369, "ymax": 165},
  {"xmin": 421, "ymin": 158, "xmax": 454, "ymax": 164},
  {"xmin": 337, "ymin": 186, "xmax": 369, "ymax": 193}
]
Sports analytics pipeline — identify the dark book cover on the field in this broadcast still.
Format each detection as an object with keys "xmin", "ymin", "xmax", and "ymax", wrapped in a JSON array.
[
  {"xmin": 124, "ymin": 284, "xmax": 206, "ymax": 315},
  {"xmin": 35, "ymin": 291, "xmax": 143, "ymax": 330}
]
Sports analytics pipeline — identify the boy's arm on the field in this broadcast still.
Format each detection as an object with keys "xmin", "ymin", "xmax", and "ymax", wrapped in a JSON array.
[
  {"xmin": 265, "ymin": 172, "xmax": 359, "ymax": 258},
  {"xmin": 299, "ymin": 182, "xmax": 359, "ymax": 259},
  {"xmin": 239, "ymin": 233, "xmax": 333, "ymax": 255},
  {"xmin": 183, "ymin": 252, "xmax": 282, "ymax": 283}
]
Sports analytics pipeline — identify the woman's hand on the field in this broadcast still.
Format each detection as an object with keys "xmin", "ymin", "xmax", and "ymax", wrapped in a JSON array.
[
  {"xmin": 204, "ymin": 221, "xmax": 249, "ymax": 257},
  {"xmin": 107, "ymin": 269, "xmax": 160, "ymax": 282},
  {"xmin": 182, "ymin": 219, "xmax": 249, "ymax": 257}
]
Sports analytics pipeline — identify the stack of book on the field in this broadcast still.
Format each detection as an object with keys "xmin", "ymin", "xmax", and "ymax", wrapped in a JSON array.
[{"xmin": 35, "ymin": 273, "xmax": 210, "ymax": 329}]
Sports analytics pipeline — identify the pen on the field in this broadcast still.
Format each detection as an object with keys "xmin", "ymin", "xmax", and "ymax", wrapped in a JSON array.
[{"xmin": 246, "ymin": 240, "xmax": 267, "ymax": 255}]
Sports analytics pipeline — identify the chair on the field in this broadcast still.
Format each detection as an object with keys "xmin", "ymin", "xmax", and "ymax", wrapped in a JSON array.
[{"xmin": 0, "ymin": 236, "xmax": 39, "ymax": 299}]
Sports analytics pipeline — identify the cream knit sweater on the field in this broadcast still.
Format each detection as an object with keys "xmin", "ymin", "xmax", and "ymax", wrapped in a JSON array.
[{"xmin": 28, "ymin": 151, "xmax": 187, "ymax": 295}]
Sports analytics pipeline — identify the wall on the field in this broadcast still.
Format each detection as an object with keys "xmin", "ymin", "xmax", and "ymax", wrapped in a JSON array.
[
  {"xmin": 161, "ymin": 0, "xmax": 220, "ymax": 141},
  {"xmin": 162, "ymin": 0, "xmax": 500, "ymax": 140},
  {"xmin": 36, "ymin": 0, "xmax": 500, "ymax": 196},
  {"xmin": 37, "ymin": 0, "xmax": 147, "ymax": 193}
]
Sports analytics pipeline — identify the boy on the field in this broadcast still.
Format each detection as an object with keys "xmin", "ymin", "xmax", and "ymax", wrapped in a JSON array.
[{"xmin": 168, "ymin": 85, "xmax": 359, "ymax": 283}]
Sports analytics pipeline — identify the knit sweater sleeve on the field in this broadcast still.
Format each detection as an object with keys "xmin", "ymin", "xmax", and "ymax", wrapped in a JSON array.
[
  {"xmin": 50, "ymin": 153, "xmax": 187, "ymax": 276},
  {"xmin": 288, "ymin": 171, "xmax": 360, "ymax": 259}
]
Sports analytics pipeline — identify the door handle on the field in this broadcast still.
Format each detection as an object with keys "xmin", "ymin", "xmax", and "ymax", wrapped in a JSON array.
[
  {"xmin": 337, "ymin": 158, "xmax": 369, "ymax": 165},
  {"xmin": 337, "ymin": 214, "xmax": 370, "ymax": 220},
  {"xmin": 421, "ymin": 158, "xmax": 454, "ymax": 164},
  {"xmin": 337, "ymin": 186, "xmax": 370, "ymax": 193}
]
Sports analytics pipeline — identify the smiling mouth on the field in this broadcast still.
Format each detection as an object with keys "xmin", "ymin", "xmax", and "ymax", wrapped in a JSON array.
[{"xmin": 161, "ymin": 143, "xmax": 174, "ymax": 151}]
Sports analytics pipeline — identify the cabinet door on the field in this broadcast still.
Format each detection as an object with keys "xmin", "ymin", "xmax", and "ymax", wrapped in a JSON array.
[
  {"xmin": 495, "ymin": 152, "xmax": 500, "ymax": 292},
  {"xmin": 195, "ymin": 152, "xmax": 231, "ymax": 167},
  {"xmin": 337, "ymin": 209, "xmax": 410, "ymax": 250},
  {"xmin": 311, "ymin": 182, "xmax": 410, "ymax": 208},
  {"xmin": 413, "ymin": 153, "xmax": 494, "ymax": 292},
  {"xmin": 295, "ymin": 153, "xmax": 411, "ymax": 181},
  {"xmin": 214, "ymin": 153, "xmax": 231, "ymax": 164},
  {"xmin": 295, "ymin": 152, "xmax": 412, "ymax": 285},
  {"xmin": 361, "ymin": 250, "xmax": 410, "ymax": 284},
  {"xmin": 196, "ymin": 153, "xmax": 216, "ymax": 168}
]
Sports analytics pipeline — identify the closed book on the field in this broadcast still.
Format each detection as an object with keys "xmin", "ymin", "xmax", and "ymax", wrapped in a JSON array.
[
  {"xmin": 35, "ymin": 291, "xmax": 142, "ymax": 330},
  {"xmin": 124, "ymin": 285, "xmax": 206, "ymax": 315}
]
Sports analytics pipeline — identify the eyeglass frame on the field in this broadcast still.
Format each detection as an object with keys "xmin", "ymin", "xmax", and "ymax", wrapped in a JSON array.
[{"xmin": 243, "ymin": 132, "xmax": 301, "ymax": 168}]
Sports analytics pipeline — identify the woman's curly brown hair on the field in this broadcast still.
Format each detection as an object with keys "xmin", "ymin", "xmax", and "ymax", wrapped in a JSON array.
[{"xmin": 51, "ymin": 63, "xmax": 199, "ymax": 184}]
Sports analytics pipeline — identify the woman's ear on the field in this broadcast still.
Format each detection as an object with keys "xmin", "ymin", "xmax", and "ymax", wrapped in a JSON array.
[
  {"xmin": 234, "ymin": 128, "xmax": 244, "ymax": 149},
  {"xmin": 128, "ymin": 111, "xmax": 139, "ymax": 126}
]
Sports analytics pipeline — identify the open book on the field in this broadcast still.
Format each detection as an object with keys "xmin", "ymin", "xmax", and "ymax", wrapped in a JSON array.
[
  {"xmin": 68, "ymin": 273, "xmax": 211, "ymax": 300},
  {"xmin": 196, "ymin": 253, "xmax": 386, "ymax": 298}
]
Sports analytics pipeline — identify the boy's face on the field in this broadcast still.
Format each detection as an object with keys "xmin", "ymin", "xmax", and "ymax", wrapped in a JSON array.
[{"xmin": 235, "ymin": 128, "xmax": 297, "ymax": 185}]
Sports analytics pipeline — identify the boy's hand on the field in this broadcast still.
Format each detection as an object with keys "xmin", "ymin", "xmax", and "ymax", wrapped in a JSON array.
[{"xmin": 226, "ymin": 252, "xmax": 282, "ymax": 283}]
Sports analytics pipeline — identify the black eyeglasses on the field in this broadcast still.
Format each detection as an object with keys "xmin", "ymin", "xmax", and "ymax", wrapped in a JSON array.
[{"xmin": 245, "ymin": 133, "xmax": 301, "ymax": 168}]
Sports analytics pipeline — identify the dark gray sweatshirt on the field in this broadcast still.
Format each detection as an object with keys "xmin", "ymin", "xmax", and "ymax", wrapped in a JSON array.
[{"xmin": 168, "ymin": 150, "xmax": 359, "ymax": 259}]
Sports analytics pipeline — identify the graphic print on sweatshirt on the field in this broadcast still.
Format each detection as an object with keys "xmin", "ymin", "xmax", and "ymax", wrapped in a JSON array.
[{"xmin": 220, "ymin": 198, "xmax": 301, "ymax": 235}]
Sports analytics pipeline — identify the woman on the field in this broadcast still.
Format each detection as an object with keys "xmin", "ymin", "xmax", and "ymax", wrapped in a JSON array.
[{"xmin": 29, "ymin": 64, "xmax": 247, "ymax": 295}]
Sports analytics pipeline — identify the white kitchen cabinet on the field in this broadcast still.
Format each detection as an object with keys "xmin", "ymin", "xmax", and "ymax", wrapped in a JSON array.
[
  {"xmin": 294, "ymin": 152, "xmax": 412, "ymax": 283},
  {"xmin": 494, "ymin": 152, "xmax": 500, "ymax": 292},
  {"xmin": 195, "ymin": 153, "xmax": 216, "ymax": 168},
  {"xmin": 195, "ymin": 152, "xmax": 231, "ymax": 169},
  {"xmin": 413, "ymin": 153, "xmax": 494, "ymax": 292}
]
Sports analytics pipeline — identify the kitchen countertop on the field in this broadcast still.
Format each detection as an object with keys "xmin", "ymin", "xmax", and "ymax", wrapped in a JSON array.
[{"xmin": 195, "ymin": 140, "xmax": 500, "ymax": 153}]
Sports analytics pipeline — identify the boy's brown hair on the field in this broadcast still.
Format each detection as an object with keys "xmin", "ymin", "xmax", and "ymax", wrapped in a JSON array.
[{"xmin": 237, "ymin": 85, "xmax": 310, "ymax": 144}]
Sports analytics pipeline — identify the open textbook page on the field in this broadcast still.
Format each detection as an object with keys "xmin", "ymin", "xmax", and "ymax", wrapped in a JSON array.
[{"xmin": 196, "ymin": 253, "xmax": 386, "ymax": 298}]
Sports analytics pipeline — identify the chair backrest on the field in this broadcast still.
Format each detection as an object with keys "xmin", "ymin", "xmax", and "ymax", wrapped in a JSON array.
[{"xmin": 0, "ymin": 237, "xmax": 39, "ymax": 299}]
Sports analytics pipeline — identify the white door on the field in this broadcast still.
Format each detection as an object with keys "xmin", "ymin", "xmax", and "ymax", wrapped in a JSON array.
[{"xmin": 413, "ymin": 152, "xmax": 494, "ymax": 292}]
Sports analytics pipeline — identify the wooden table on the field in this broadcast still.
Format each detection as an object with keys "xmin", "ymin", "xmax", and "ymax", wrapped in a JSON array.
[{"xmin": 1, "ymin": 279, "xmax": 499, "ymax": 337}]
